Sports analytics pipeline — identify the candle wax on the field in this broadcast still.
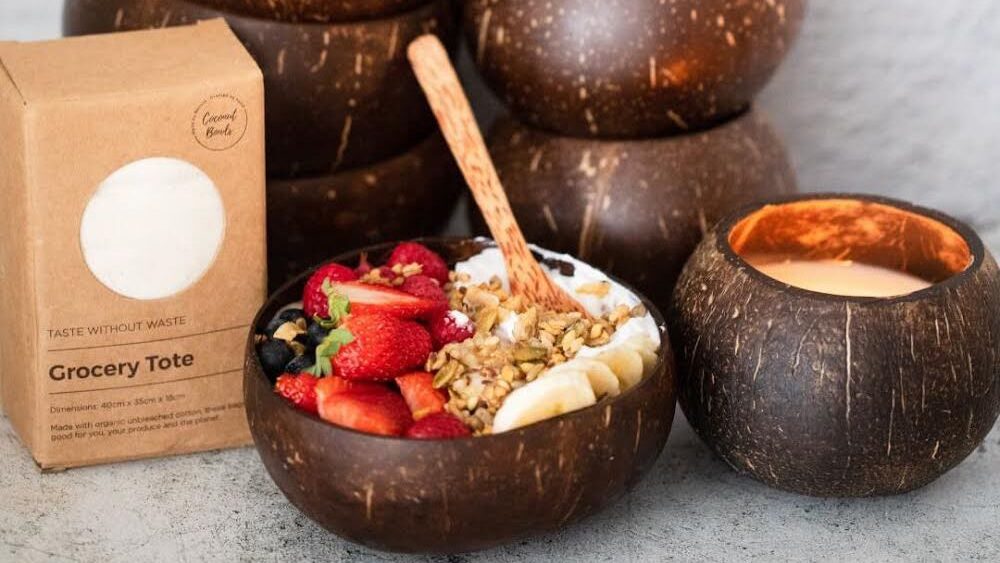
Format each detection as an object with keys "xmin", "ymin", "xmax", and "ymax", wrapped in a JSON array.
[{"xmin": 745, "ymin": 256, "xmax": 933, "ymax": 298}]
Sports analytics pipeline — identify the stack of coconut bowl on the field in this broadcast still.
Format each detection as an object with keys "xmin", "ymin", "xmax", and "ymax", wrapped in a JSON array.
[
  {"xmin": 64, "ymin": 0, "xmax": 464, "ymax": 289},
  {"xmin": 464, "ymin": 0, "xmax": 805, "ymax": 309}
]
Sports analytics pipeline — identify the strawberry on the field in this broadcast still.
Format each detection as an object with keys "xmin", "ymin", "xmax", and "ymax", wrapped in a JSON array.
[
  {"xmin": 334, "ymin": 313, "xmax": 433, "ymax": 381},
  {"xmin": 405, "ymin": 413, "xmax": 471, "ymax": 440},
  {"xmin": 318, "ymin": 388, "xmax": 413, "ymax": 436},
  {"xmin": 396, "ymin": 372, "xmax": 447, "ymax": 420},
  {"xmin": 387, "ymin": 242, "xmax": 450, "ymax": 285},
  {"xmin": 400, "ymin": 275, "xmax": 447, "ymax": 303},
  {"xmin": 274, "ymin": 373, "xmax": 320, "ymax": 415},
  {"xmin": 324, "ymin": 281, "xmax": 445, "ymax": 320},
  {"xmin": 303, "ymin": 263, "xmax": 358, "ymax": 319},
  {"xmin": 315, "ymin": 375, "xmax": 386, "ymax": 401},
  {"xmin": 428, "ymin": 310, "xmax": 474, "ymax": 349}
]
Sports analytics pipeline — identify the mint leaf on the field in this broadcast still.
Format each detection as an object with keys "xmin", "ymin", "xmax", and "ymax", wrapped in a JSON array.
[{"xmin": 307, "ymin": 327, "xmax": 355, "ymax": 377}]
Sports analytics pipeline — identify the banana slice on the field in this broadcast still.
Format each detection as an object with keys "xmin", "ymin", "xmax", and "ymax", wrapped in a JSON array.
[
  {"xmin": 549, "ymin": 359, "xmax": 621, "ymax": 399},
  {"xmin": 623, "ymin": 335, "xmax": 659, "ymax": 376},
  {"xmin": 597, "ymin": 347, "xmax": 645, "ymax": 391},
  {"xmin": 492, "ymin": 370, "xmax": 597, "ymax": 433}
]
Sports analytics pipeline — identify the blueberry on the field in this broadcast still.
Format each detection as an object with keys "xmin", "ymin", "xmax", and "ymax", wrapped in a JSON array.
[
  {"xmin": 258, "ymin": 339, "xmax": 294, "ymax": 380},
  {"xmin": 264, "ymin": 308, "xmax": 307, "ymax": 337},
  {"xmin": 306, "ymin": 322, "xmax": 331, "ymax": 348},
  {"xmin": 285, "ymin": 354, "xmax": 315, "ymax": 374}
]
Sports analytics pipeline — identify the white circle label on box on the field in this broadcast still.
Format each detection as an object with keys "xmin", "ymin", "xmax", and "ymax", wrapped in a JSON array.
[{"xmin": 80, "ymin": 157, "xmax": 226, "ymax": 300}]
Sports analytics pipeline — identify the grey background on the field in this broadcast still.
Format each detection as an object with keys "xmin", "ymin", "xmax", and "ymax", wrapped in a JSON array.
[
  {"xmin": 2, "ymin": 1, "xmax": 998, "ymax": 561},
  {"xmin": 5, "ymin": 0, "xmax": 1000, "ymax": 243}
]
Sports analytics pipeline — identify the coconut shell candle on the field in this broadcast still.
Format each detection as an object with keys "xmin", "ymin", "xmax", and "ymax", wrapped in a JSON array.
[
  {"xmin": 464, "ymin": 0, "xmax": 805, "ymax": 137},
  {"xmin": 63, "ymin": 0, "xmax": 457, "ymax": 177},
  {"xmin": 669, "ymin": 194, "xmax": 1000, "ymax": 497},
  {"xmin": 265, "ymin": 133, "xmax": 462, "ymax": 290},
  {"xmin": 471, "ymin": 108, "xmax": 797, "ymax": 310}
]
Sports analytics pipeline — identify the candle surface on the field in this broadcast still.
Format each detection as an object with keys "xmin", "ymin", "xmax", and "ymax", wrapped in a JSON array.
[{"xmin": 745, "ymin": 256, "xmax": 933, "ymax": 297}]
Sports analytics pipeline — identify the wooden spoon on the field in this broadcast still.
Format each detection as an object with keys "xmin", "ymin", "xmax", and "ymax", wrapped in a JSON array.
[{"xmin": 407, "ymin": 35, "xmax": 589, "ymax": 315}]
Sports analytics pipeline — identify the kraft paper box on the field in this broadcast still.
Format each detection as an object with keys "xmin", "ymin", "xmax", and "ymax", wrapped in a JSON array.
[{"xmin": 0, "ymin": 21, "xmax": 266, "ymax": 469}]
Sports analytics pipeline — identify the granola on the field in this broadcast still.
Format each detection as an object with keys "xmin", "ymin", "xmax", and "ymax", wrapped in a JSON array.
[{"xmin": 425, "ymin": 272, "xmax": 648, "ymax": 435}]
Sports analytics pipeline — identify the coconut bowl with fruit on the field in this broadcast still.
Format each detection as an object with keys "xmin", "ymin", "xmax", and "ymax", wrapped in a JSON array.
[{"xmin": 244, "ymin": 238, "xmax": 676, "ymax": 553}]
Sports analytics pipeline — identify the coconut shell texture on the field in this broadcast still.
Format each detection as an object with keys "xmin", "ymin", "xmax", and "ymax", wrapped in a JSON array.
[
  {"xmin": 464, "ymin": 0, "xmax": 805, "ymax": 137},
  {"xmin": 266, "ymin": 134, "xmax": 462, "ymax": 290},
  {"xmin": 245, "ymin": 239, "xmax": 677, "ymax": 553},
  {"xmin": 472, "ymin": 108, "xmax": 798, "ymax": 312},
  {"xmin": 669, "ymin": 195, "xmax": 1000, "ymax": 497},
  {"xmin": 63, "ymin": 0, "xmax": 457, "ymax": 177},
  {"xmin": 194, "ymin": 0, "xmax": 428, "ymax": 23}
]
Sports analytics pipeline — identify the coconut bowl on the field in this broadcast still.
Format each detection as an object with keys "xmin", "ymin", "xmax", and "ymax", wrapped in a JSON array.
[
  {"xmin": 193, "ymin": 0, "xmax": 428, "ymax": 23},
  {"xmin": 244, "ymin": 238, "xmax": 677, "ymax": 553},
  {"xmin": 471, "ymin": 108, "xmax": 797, "ymax": 311},
  {"xmin": 63, "ymin": 0, "xmax": 456, "ymax": 177},
  {"xmin": 669, "ymin": 194, "xmax": 1000, "ymax": 497},
  {"xmin": 464, "ymin": 0, "xmax": 805, "ymax": 137},
  {"xmin": 265, "ymin": 133, "xmax": 462, "ymax": 290}
]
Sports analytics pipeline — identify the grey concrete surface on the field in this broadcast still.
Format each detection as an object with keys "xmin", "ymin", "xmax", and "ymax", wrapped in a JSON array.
[
  {"xmin": 3, "ymin": 411, "xmax": 999, "ymax": 562},
  {"xmin": 2, "ymin": 2, "xmax": 1000, "ymax": 561}
]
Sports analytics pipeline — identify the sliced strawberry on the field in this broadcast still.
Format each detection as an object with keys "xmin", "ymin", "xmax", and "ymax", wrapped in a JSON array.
[
  {"xmin": 315, "ymin": 375, "xmax": 386, "ymax": 402},
  {"xmin": 405, "ymin": 413, "xmax": 471, "ymax": 440},
  {"xmin": 400, "ymin": 275, "xmax": 447, "ymax": 303},
  {"xmin": 387, "ymin": 242, "xmax": 450, "ymax": 285},
  {"xmin": 318, "ymin": 388, "xmax": 413, "ymax": 436},
  {"xmin": 303, "ymin": 263, "xmax": 358, "ymax": 319},
  {"xmin": 275, "ymin": 373, "xmax": 319, "ymax": 415},
  {"xmin": 334, "ymin": 313, "xmax": 433, "ymax": 381},
  {"xmin": 325, "ymin": 281, "xmax": 445, "ymax": 320},
  {"xmin": 396, "ymin": 372, "xmax": 447, "ymax": 420},
  {"xmin": 429, "ymin": 310, "xmax": 475, "ymax": 349}
]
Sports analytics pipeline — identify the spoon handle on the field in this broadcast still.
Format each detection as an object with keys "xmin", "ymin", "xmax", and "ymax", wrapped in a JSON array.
[{"xmin": 407, "ymin": 35, "xmax": 586, "ymax": 314}]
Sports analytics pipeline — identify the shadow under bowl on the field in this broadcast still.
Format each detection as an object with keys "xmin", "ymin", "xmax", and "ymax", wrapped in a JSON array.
[
  {"xmin": 191, "ymin": 0, "xmax": 429, "ymax": 23},
  {"xmin": 244, "ymin": 237, "xmax": 678, "ymax": 553}
]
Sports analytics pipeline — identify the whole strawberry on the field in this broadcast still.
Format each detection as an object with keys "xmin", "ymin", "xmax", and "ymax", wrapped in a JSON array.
[
  {"xmin": 274, "ymin": 373, "xmax": 320, "ymax": 415},
  {"xmin": 400, "ymin": 275, "xmax": 447, "ymax": 303},
  {"xmin": 405, "ymin": 413, "xmax": 472, "ymax": 439},
  {"xmin": 303, "ymin": 263, "xmax": 357, "ymax": 319},
  {"xmin": 334, "ymin": 313, "xmax": 433, "ymax": 381},
  {"xmin": 387, "ymin": 242, "xmax": 450, "ymax": 285},
  {"xmin": 429, "ymin": 310, "xmax": 474, "ymax": 349}
]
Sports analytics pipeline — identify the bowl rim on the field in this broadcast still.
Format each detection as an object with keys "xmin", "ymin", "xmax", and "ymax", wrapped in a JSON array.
[
  {"xmin": 172, "ymin": 0, "xmax": 445, "ymax": 27},
  {"xmin": 491, "ymin": 105, "xmax": 758, "ymax": 145},
  {"xmin": 247, "ymin": 236, "xmax": 673, "ymax": 444},
  {"xmin": 714, "ymin": 192, "xmax": 987, "ymax": 305}
]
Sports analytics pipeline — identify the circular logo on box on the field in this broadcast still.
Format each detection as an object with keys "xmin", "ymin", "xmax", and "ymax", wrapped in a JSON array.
[{"xmin": 192, "ymin": 94, "xmax": 248, "ymax": 151}]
